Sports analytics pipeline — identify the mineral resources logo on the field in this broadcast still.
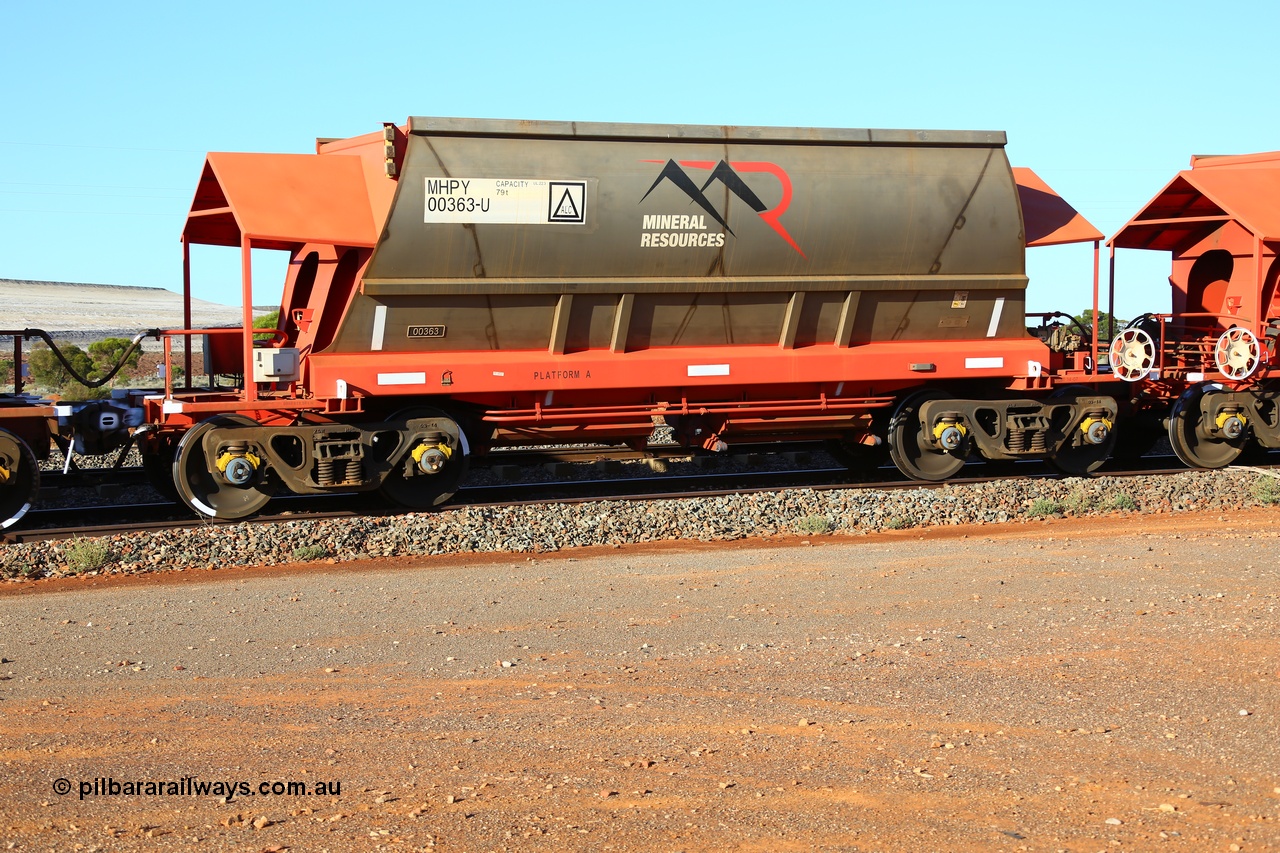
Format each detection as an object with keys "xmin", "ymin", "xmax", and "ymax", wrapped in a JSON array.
[{"xmin": 638, "ymin": 159, "xmax": 805, "ymax": 257}]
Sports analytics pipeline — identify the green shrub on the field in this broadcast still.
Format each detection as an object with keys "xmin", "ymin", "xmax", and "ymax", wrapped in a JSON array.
[
  {"xmin": 1062, "ymin": 486, "xmax": 1097, "ymax": 515},
  {"xmin": 253, "ymin": 310, "xmax": 281, "ymax": 341},
  {"xmin": 795, "ymin": 514, "xmax": 832, "ymax": 535},
  {"xmin": 1253, "ymin": 475, "xmax": 1280, "ymax": 505},
  {"xmin": 64, "ymin": 538, "xmax": 111, "ymax": 573},
  {"xmin": 292, "ymin": 544, "xmax": 328, "ymax": 562},
  {"xmin": 29, "ymin": 343, "xmax": 94, "ymax": 389},
  {"xmin": 884, "ymin": 516, "xmax": 911, "ymax": 530},
  {"xmin": 56, "ymin": 382, "xmax": 111, "ymax": 401},
  {"xmin": 1106, "ymin": 492, "xmax": 1138, "ymax": 512},
  {"xmin": 88, "ymin": 337, "xmax": 142, "ymax": 383},
  {"xmin": 1027, "ymin": 498, "xmax": 1063, "ymax": 518}
]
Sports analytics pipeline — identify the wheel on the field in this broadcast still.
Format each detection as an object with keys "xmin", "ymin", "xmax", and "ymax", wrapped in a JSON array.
[
  {"xmin": 0, "ymin": 427, "xmax": 39, "ymax": 529},
  {"xmin": 1048, "ymin": 386, "xmax": 1117, "ymax": 477},
  {"xmin": 1167, "ymin": 384, "xmax": 1245, "ymax": 469},
  {"xmin": 173, "ymin": 415, "xmax": 274, "ymax": 519},
  {"xmin": 1049, "ymin": 427, "xmax": 1116, "ymax": 476},
  {"xmin": 887, "ymin": 390, "xmax": 968, "ymax": 481},
  {"xmin": 378, "ymin": 407, "xmax": 470, "ymax": 510}
]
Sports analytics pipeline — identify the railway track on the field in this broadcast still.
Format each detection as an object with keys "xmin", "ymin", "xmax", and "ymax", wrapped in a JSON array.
[
  {"xmin": 32, "ymin": 440, "xmax": 823, "ymax": 492},
  {"xmin": 5, "ymin": 451, "xmax": 1212, "ymax": 544}
]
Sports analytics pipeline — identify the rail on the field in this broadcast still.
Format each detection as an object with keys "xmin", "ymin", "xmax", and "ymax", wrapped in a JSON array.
[{"xmin": 4, "ymin": 452, "xmax": 1240, "ymax": 545}]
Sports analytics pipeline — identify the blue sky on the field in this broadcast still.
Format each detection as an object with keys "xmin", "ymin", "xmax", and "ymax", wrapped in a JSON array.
[{"xmin": 3, "ymin": 0, "xmax": 1277, "ymax": 320}]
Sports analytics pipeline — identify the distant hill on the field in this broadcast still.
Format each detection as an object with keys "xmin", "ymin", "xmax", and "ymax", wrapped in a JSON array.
[{"xmin": 0, "ymin": 279, "xmax": 273, "ymax": 346}]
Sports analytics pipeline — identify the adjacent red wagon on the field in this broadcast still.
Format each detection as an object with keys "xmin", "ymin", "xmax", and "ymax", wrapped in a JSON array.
[{"xmin": 1108, "ymin": 151, "xmax": 1280, "ymax": 467}]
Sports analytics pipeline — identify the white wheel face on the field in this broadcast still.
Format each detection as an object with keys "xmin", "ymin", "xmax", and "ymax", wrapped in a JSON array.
[
  {"xmin": 1109, "ymin": 328, "xmax": 1155, "ymax": 382},
  {"xmin": 1214, "ymin": 327, "xmax": 1261, "ymax": 380}
]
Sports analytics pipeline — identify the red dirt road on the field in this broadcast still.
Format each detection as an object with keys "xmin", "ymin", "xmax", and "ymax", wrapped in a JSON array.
[{"xmin": 1, "ymin": 511, "xmax": 1278, "ymax": 851}]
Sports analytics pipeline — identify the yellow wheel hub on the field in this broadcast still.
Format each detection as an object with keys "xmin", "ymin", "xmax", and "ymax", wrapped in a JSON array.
[
  {"xmin": 216, "ymin": 450, "xmax": 261, "ymax": 474},
  {"xmin": 411, "ymin": 443, "xmax": 453, "ymax": 465}
]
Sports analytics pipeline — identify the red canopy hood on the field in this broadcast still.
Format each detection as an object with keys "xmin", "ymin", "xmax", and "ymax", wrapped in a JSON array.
[
  {"xmin": 1013, "ymin": 167, "xmax": 1104, "ymax": 247},
  {"xmin": 1109, "ymin": 151, "xmax": 1280, "ymax": 251},
  {"xmin": 182, "ymin": 152, "xmax": 379, "ymax": 250}
]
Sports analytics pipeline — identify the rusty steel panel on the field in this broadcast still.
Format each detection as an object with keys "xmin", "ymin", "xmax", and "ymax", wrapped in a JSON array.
[
  {"xmin": 326, "ymin": 285, "xmax": 1026, "ymax": 353},
  {"xmin": 365, "ymin": 130, "xmax": 1023, "ymax": 282}
]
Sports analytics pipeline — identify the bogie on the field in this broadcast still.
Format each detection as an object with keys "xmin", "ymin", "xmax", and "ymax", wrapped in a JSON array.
[
  {"xmin": 886, "ymin": 389, "xmax": 1118, "ymax": 481},
  {"xmin": 168, "ymin": 410, "xmax": 470, "ymax": 519}
]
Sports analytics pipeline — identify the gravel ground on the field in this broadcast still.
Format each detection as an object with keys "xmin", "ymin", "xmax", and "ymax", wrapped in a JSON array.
[
  {"xmin": 4, "ymin": 467, "xmax": 1280, "ymax": 581},
  {"xmin": 0, "ymin": 511, "xmax": 1277, "ymax": 851}
]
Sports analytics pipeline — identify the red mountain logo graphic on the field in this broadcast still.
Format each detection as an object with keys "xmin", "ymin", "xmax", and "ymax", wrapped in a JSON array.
[{"xmin": 640, "ymin": 159, "xmax": 804, "ymax": 257}]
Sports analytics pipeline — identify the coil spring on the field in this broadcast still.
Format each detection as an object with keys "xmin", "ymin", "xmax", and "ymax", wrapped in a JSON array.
[
  {"xmin": 1030, "ymin": 430, "xmax": 1047, "ymax": 453},
  {"xmin": 1007, "ymin": 429, "xmax": 1027, "ymax": 453},
  {"xmin": 344, "ymin": 458, "xmax": 361, "ymax": 483},
  {"xmin": 316, "ymin": 458, "xmax": 337, "ymax": 486}
]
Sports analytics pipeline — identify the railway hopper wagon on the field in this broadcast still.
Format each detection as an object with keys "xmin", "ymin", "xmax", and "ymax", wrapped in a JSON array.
[{"xmin": 0, "ymin": 118, "xmax": 1119, "ymax": 524}]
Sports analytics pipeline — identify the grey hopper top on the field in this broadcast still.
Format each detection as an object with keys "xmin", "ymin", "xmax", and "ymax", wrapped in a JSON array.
[{"xmin": 363, "ymin": 117, "xmax": 1024, "ymax": 288}]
